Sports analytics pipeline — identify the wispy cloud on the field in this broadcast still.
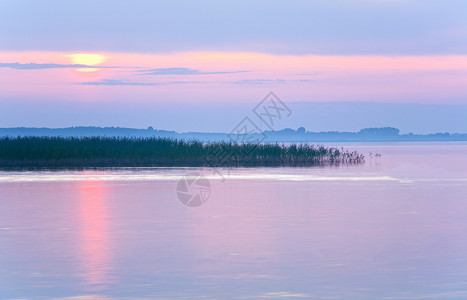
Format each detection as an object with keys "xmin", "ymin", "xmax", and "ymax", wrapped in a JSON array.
[
  {"xmin": 257, "ymin": 291, "xmax": 309, "ymax": 298},
  {"xmin": 0, "ymin": 62, "xmax": 117, "ymax": 70},
  {"xmin": 232, "ymin": 79, "xmax": 314, "ymax": 84},
  {"xmin": 138, "ymin": 67, "xmax": 247, "ymax": 75},
  {"xmin": 81, "ymin": 79, "xmax": 204, "ymax": 86},
  {"xmin": 233, "ymin": 79, "xmax": 286, "ymax": 85},
  {"xmin": 297, "ymin": 72, "xmax": 320, "ymax": 76},
  {"xmin": 82, "ymin": 79, "xmax": 161, "ymax": 86}
]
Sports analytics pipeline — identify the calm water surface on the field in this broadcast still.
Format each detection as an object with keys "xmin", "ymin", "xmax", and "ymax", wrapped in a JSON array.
[{"xmin": 1, "ymin": 142, "xmax": 467, "ymax": 299}]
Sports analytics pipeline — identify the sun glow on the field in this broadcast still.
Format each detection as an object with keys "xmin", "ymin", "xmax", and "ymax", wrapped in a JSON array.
[{"xmin": 67, "ymin": 53, "xmax": 107, "ymax": 72}]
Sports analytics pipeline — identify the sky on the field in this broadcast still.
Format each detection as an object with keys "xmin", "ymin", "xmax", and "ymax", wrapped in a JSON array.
[{"xmin": 0, "ymin": 0, "xmax": 466, "ymax": 133}]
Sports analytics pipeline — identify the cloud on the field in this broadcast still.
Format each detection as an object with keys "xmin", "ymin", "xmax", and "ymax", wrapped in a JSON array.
[
  {"xmin": 81, "ymin": 79, "xmax": 204, "ymax": 86},
  {"xmin": 297, "ymin": 72, "xmax": 320, "ymax": 76},
  {"xmin": 233, "ymin": 79, "xmax": 286, "ymax": 85},
  {"xmin": 0, "ymin": 62, "xmax": 117, "ymax": 70},
  {"xmin": 82, "ymin": 79, "xmax": 161, "ymax": 86},
  {"xmin": 80, "ymin": 78, "xmax": 313, "ymax": 86},
  {"xmin": 233, "ymin": 79, "xmax": 314, "ymax": 84},
  {"xmin": 138, "ymin": 67, "xmax": 247, "ymax": 75}
]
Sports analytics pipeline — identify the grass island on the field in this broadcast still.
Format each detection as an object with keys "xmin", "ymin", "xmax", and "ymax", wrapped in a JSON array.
[{"xmin": 0, "ymin": 136, "xmax": 365, "ymax": 169}]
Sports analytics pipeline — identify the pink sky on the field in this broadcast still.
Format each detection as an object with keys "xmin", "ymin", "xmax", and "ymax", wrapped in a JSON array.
[
  {"xmin": 1, "ymin": 0, "xmax": 467, "ymax": 132},
  {"xmin": 1, "ymin": 51, "xmax": 466, "ymax": 105}
]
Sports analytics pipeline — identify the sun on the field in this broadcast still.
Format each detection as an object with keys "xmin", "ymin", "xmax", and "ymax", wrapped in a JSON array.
[{"xmin": 67, "ymin": 53, "xmax": 107, "ymax": 72}]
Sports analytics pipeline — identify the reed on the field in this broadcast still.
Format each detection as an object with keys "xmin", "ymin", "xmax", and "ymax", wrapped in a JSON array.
[{"xmin": 0, "ymin": 136, "xmax": 364, "ymax": 168}]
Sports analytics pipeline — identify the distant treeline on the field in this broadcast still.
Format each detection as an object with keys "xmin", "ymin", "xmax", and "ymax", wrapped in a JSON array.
[
  {"xmin": 0, "ymin": 136, "xmax": 364, "ymax": 169},
  {"xmin": 1, "ymin": 126, "xmax": 466, "ymax": 142}
]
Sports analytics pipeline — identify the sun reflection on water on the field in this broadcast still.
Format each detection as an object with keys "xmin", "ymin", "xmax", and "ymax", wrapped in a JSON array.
[{"xmin": 77, "ymin": 179, "xmax": 113, "ymax": 290}]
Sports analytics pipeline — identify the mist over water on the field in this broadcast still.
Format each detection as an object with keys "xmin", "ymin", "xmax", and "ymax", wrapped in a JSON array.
[{"xmin": 1, "ymin": 142, "xmax": 467, "ymax": 299}]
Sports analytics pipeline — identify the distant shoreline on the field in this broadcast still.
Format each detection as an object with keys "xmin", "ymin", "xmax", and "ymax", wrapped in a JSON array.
[{"xmin": 1, "ymin": 126, "xmax": 466, "ymax": 143}]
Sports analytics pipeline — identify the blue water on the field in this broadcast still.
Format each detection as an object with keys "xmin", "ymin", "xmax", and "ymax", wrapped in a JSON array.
[{"xmin": 1, "ymin": 143, "xmax": 467, "ymax": 299}]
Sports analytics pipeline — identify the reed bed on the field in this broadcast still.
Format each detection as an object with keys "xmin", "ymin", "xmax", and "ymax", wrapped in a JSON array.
[{"xmin": 0, "ymin": 136, "xmax": 364, "ymax": 168}]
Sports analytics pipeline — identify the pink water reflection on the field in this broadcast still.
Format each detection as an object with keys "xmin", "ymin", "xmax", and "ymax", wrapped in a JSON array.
[{"xmin": 76, "ymin": 179, "xmax": 113, "ymax": 290}]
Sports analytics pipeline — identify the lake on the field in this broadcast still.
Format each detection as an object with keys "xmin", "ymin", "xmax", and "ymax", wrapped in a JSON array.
[{"xmin": 1, "ymin": 142, "xmax": 467, "ymax": 299}]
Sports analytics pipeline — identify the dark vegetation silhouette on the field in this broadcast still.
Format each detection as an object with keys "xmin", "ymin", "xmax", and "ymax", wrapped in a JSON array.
[
  {"xmin": 0, "ymin": 136, "xmax": 364, "ymax": 169},
  {"xmin": 1, "ymin": 126, "xmax": 465, "ymax": 142}
]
